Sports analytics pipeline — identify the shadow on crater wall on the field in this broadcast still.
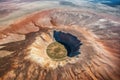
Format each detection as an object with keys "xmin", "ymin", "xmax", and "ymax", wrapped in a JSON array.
[{"xmin": 53, "ymin": 30, "xmax": 82, "ymax": 57}]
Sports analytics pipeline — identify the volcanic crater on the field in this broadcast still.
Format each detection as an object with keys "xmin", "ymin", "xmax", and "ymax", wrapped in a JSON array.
[{"xmin": 0, "ymin": 8, "xmax": 120, "ymax": 80}]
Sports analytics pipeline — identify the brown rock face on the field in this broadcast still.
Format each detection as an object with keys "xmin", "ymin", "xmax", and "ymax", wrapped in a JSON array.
[{"xmin": 0, "ymin": 9, "xmax": 120, "ymax": 80}]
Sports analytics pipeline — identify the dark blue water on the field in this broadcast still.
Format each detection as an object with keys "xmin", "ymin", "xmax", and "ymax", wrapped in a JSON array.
[
  {"xmin": 53, "ymin": 31, "xmax": 82, "ymax": 57},
  {"xmin": 90, "ymin": 0, "xmax": 120, "ymax": 7}
]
